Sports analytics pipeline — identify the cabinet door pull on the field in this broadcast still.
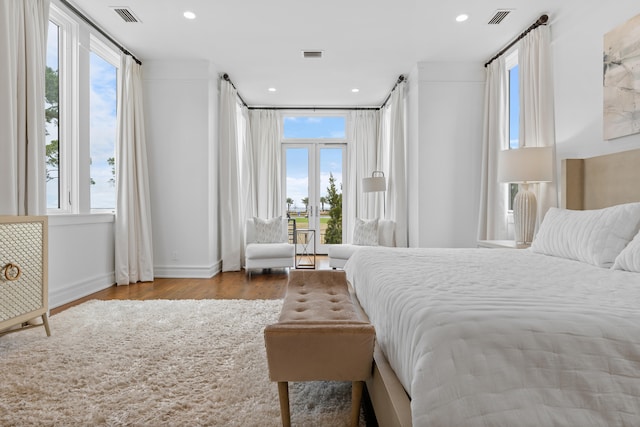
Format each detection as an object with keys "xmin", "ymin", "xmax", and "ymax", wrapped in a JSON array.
[{"xmin": 3, "ymin": 263, "xmax": 21, "ymax": 281}]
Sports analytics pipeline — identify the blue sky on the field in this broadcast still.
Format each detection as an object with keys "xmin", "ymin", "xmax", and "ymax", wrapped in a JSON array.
[
  {"xmin": 89, "ymin": 52, "xmax": 117, "ymax": 210},
  {"xmin": 284, "ymin": 117, "xmax": 344, "ymax": 211}
]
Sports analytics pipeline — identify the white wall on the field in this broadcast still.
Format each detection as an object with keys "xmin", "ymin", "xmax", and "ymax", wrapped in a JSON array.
[
  {"xmin": 143, "ymin": 60, "xmax": 220, "ymax": 278},
  {"xmin": 553, "ymin": 2, "xmax": 640, "ymax": 161},
  {"xmin": 48, "ymin": 215, "xmax": 115, "ymax": 308},
  {"xmin": 408, "ymin": 62, "xmax": 485, "ymax": 248}
]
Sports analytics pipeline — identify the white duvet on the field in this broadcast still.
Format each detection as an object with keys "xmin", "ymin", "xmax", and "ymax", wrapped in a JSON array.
[{"xmin": 344, "ymin": 247, "xmax": 640, "ymax": 427}]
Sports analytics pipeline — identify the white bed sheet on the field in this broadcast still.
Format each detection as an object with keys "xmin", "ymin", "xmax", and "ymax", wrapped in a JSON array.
[{"xmin": 344, "ymin": 247, "xmax": 640, "ymax": 427}]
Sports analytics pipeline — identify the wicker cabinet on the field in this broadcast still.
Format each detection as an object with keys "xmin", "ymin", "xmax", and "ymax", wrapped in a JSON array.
[{"xmin": 0, "ymin": 216, "xmax": 50, "ymax": 337}]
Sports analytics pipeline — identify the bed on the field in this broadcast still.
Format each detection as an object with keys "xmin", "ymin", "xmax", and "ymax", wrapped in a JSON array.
[{"xmin": 344, "ymin": 149, "xmax": 640, "ymax": 426}]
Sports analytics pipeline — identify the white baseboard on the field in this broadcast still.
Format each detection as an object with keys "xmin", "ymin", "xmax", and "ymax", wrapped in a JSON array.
[
  {"xmin": 154, "ymin": 261, "xmax": 221, "ymax": 279},
  {"xmin": 49, "ymin": 272, "xmax": 115, "ymax": 309},
  {"xmin": 49, "ymin": 262, "xmax": 223, "ymax": 309}
]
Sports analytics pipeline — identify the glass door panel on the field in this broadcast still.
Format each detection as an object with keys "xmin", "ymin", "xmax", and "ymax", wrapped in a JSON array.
[
  {"xmin": 285, "ymin": 146, "xmax": 310, "ymax": 247},
  {"xmin": 284, "ymin": 144, "xmax": 344, "ymax": 255},
  {"xmin": 317, "ymin": 146, "xmax": 343, "ymax": 252}
]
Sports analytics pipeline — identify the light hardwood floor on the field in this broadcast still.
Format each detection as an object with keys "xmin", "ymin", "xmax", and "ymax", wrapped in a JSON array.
[{"xmin": 51, "ymin": 256, "xmax": 331, "ymax": 315}]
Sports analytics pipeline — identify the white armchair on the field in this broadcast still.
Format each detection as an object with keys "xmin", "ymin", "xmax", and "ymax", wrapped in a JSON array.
[
  {"xmin": 245, "ymin": 217, "xmax": 295, "ymax": 277},
  {"xmin": 328, "ymin": 219, "xmax": 396, "ymax": 269}
]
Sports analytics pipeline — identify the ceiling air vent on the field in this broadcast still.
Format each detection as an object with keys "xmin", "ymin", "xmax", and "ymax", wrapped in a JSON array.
[
  {"xmin": 302, "ymin": 50, "xmax": 323, "ymax": 59},
  {"xmin": 111, "ymin": 7, "xmax": 141, "ymax": 23},
  {"xmin": 488, "ymin": 10, "xmax": 511, "ymax": 25}
]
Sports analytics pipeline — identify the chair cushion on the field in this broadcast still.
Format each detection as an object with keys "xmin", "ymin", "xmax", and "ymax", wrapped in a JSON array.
[
  {"xmin": 328, "ymin": 244, "xmax": 360, "ymax": 260},
  {"xmin": 246, "ymin": 242, "xmax": 294, "ymax": 260}
]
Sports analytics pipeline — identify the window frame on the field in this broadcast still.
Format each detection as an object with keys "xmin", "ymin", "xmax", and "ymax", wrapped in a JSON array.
[
  {"xmin": 47, "ymin": 5, "xmax": 78, "ymax": 213},
  {"xmin": 279, "ymin": 111, "xmax": 349, "ymax": 245},
  {"xmin": 46, "ymin": 2, "xmax": 121, "ymax": 215}
]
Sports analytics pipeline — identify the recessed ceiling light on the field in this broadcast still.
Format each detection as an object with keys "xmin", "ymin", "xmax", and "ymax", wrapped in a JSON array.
[
  {"xmin": 351, "ymin": 88, "xmax": 360, "ymax": 93},
  {"xmin": 456, "ymin": 14, "xmax": 469, "ymax": 22},
  {"xmin": 268, "ymin": 87, "xmax": 277, "ymax": 92},
  {"xmin": 183, "ymin": 11, "xmax": 196, "ymax": 20}
]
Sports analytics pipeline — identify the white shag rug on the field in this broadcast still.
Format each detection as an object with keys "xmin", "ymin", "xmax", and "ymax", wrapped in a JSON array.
[{"xmin": 0, "ymin": 299, "xmax": 365, "ymax": 426}]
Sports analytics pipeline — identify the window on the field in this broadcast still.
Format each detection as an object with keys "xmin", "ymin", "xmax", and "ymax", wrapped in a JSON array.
[
  {"xmin": 283, "ymin": 116, "xmax": 346, "ymax": 139},
  {"xmin": 45, "ymin": 20, "xmax": 61, "ymax": 209},
  {"xmin": 282, "ymin": 114, "xmax": 347, "ymax": 252},
  {"xmin": 89, "ymin": 37, "xmax": 119, "ymax": 210},
  {"xmin": 45, "ymin": 4, "xmax": 120, "ymax": 214},
  {"xmin": 506, "ymin": 52, "xmax": 519, "ymax": 210}
]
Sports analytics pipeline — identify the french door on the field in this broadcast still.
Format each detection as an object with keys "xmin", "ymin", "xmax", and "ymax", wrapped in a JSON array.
[{"xmin": 283, "ymin": 143, "xmax": 345, "ymax": 254}]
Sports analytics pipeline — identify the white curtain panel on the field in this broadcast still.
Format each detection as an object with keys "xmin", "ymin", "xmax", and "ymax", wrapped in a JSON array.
[
  {"xmin": 219, "ymin": 80, "xmax": 243, "ymax": 271},
  {"xmin": 383, "ymin": 82, "xmax": 408, "ymax": 247},
  {"xmin": 240, "ymin": 105, "xmax": 255, "ymax": 225},
  {"xmin": 345, "ymin": 110, "xmax": 380, "ymax": 242},
  {"xmin": 115, "ymin": 56, "xmax": 154, "ymax": 285},
  {"xmin": 248, "ymin": 110, "xmax": 282, "ymax": 219},
  {"xmin": 0, "ymin": 0, "xmax": 49, "ymax": 215},
  {"xmin": 519, "ymin": 25, "xmax": 558, "ymax": 224},
  {"xmin": 477, "ymin": 57, "xmax": 510, "ymax": 240}
]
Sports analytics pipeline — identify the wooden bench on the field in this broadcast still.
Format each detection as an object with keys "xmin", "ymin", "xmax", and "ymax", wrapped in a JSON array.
[{"xmin": 264, "ymin": 270, "xmax": 375, "ymax": 427}]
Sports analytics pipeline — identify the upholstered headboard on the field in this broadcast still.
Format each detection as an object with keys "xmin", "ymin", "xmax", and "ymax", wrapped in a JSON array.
[{"xmin": 562, "ymin": 148, "xmax": 640, "ymax": 210}]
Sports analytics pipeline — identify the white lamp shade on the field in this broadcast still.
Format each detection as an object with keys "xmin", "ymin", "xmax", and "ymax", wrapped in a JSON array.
[
  {"xmin": 362, "ymin": 176, "xmax": 386, "ymax": 192},
  {"xmin": 498, "ymin": 146, "xmax": 553, "ymax": 183}
]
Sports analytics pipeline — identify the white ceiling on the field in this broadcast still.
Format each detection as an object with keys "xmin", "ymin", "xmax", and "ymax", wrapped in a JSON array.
[{"xmin": 66, "ymin": 0, "xmax": 585, "ymax": 107}]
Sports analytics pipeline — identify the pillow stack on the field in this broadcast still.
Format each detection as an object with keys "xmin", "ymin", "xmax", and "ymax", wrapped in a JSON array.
[{"xmin": 531, "ymin": 203, "xmax": 640, "ymax": 269}]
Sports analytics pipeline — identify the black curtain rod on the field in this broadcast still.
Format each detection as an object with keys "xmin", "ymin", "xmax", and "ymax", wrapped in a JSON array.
[
  {"xmin": 59, "ymin": 0, "xmax": 142, "ymax": 65},
  {"xmin": 222, "ymin": 73, "xmax": 405, "ymax": 111},
  {"xmin": 247, "ymin": 106, "xmax": 380, "ymax": 111},
  {"xmin": 222, "ymin": 74, "xmax": 248, "ymax": 108},
  {"xmin": 484, "ymin": 14, "xmax": 548, "ymax": 68},
  {"xmin": 380, "ymin": 75, "xmax": 406, "ymax": 108}
]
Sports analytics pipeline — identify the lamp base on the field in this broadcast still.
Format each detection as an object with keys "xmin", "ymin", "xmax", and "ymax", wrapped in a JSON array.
[{"xmin": 514, "ymin": 185, "xmax": 537, "ymax": 244}]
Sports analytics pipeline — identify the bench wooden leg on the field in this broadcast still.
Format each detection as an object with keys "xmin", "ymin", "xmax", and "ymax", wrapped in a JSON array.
[
  {"xmin": 351, "ymin": 380, "xmax": 364, "ymax": 427},
  {"xmin": 277, "ymin": 381, "xmax": 291, "ymax": 427}
]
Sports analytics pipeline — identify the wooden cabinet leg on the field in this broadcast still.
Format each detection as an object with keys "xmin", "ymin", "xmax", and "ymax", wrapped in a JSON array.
[
  {"xmin": 277, "ymin": 381, "xmax": 291, "ymax": 427},
  {"xmin": 351, "ymin": 381, "xmax": 364, "ymax": 427},
  {"xmin": 42, "ymin": 313, "xmax": 51, "ymax": 337}
]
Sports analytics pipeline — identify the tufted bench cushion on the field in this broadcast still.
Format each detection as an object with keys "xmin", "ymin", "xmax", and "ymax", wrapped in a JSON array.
[{"xmin": 264, "ymin": 270, "xmax": 375, "ymax": 427}]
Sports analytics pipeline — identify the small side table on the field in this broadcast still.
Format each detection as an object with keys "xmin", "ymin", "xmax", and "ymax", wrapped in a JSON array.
[
  {"xmin": 477, "ymin": 240, "xmax": 530, "ymax": 249},
  {"xmin": 295, "ymin": 229, "xmax": 316, "ymax": 269}
]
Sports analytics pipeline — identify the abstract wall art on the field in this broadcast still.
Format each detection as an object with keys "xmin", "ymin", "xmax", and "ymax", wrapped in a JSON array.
[{"xmin": 603, "ymin": 13, "xmax": 640, "ymax": 140}]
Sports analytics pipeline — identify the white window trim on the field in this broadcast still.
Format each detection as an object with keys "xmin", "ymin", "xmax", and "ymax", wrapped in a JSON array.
[{"xmin": 48, "ymin": 4, "xmax": 78, "ymax": 214}]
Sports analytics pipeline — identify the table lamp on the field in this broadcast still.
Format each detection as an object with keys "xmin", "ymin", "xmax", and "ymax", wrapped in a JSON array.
[{"xmin": 498, "ymin": 147, "xmax": 553, "ymax": 244}]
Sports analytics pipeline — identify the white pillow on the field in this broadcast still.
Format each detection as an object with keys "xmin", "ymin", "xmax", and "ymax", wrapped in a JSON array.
[
  {"xmin": 530, "ymin": 203, "xmax": 640, "ymax": 268},
  {"xmin": 253, "ymin": 216, "xmax": 284, "ymax": 243},
  {"xmin": 353, "ymin": 218, "xmax": 379, "ymax": 246},
  {"xmin": 613, "ymin": 230, "xmax": 640, "ymax": 272}
]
